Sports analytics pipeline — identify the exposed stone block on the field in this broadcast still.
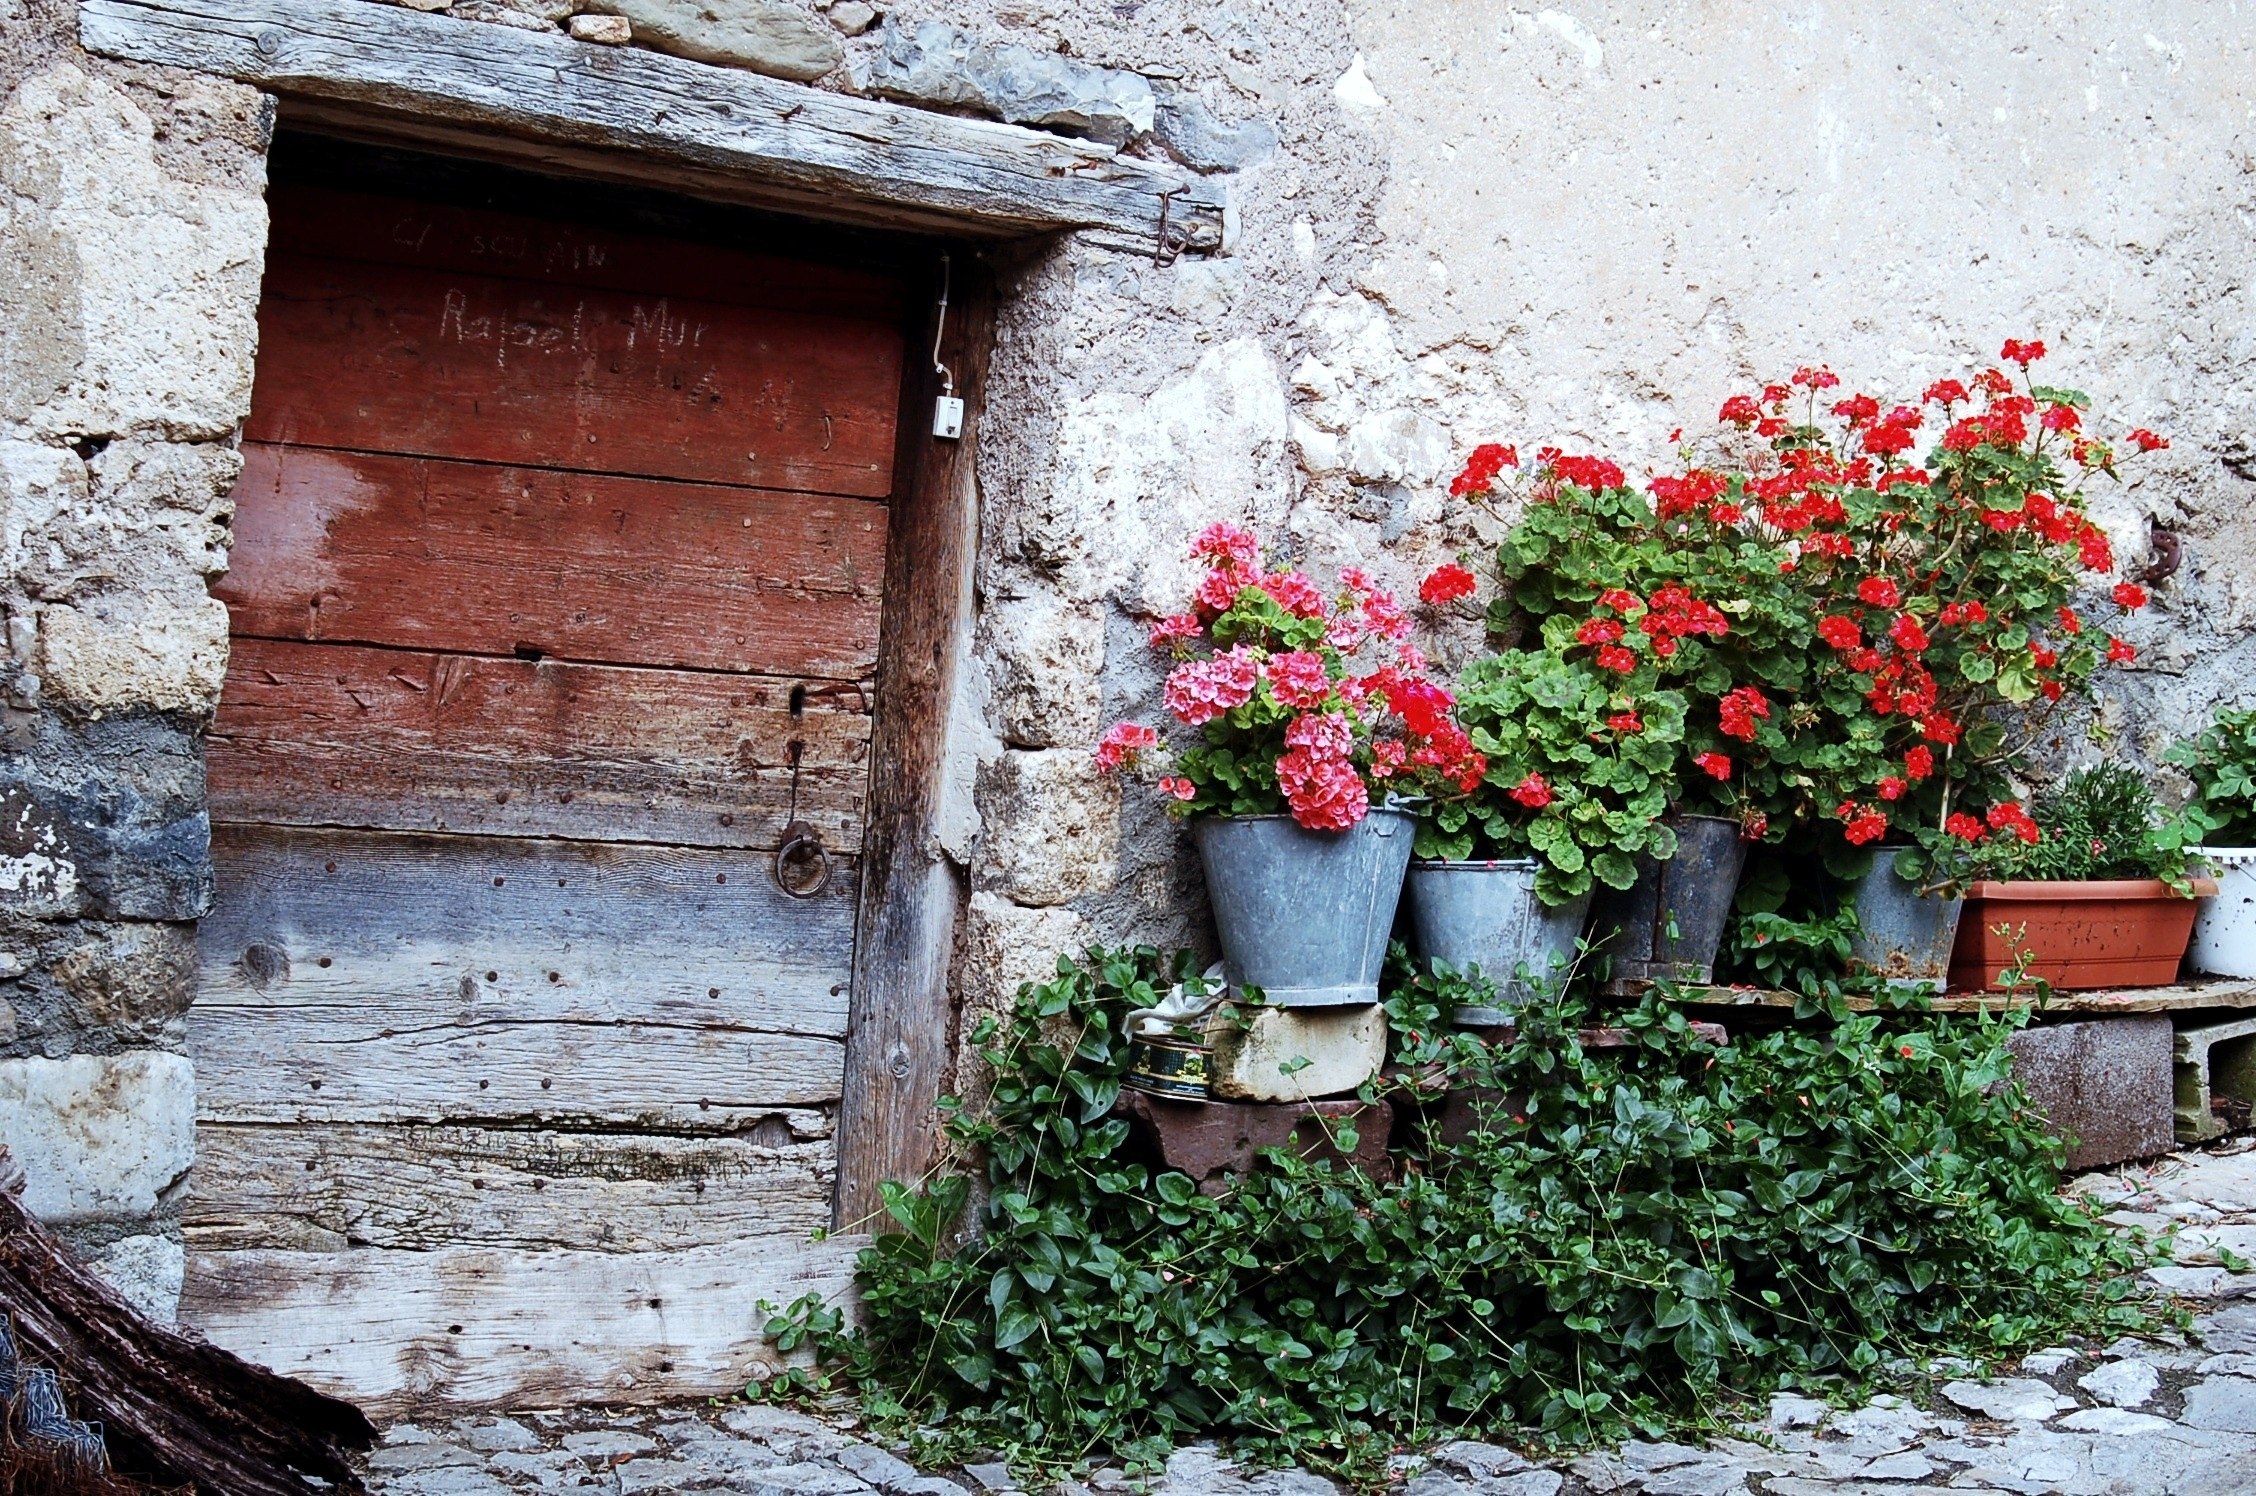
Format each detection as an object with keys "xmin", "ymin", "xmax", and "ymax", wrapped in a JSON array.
[
  {"xmin": 37, "ymin": 591, "xmax": 230, "ymax": 713},
  {"xmin": 979, "ymin": 591, "xmax": 1103, "ymax": 748},
  {"xmin": 1205, "ymin": 1003, "xmax": 1386, "ymax": 1102},
  {"xmin": 0, "ymin": 62, "xmax": 266, "ymax": 441},
  {"xmin": 581, "ymin": 0, "xmax": 842, "ymax": 81},
  {"xmin": 1152, "ymin": 87, "xmax": 1277, "ymax": 173},
  {"xmin": 0, "ymin": 1049, "xmax": 195, "ymax": 1223},
  {"xmin": 88, "ymin": 1231, "xmax": 186, "ymax": 1322},
  {"xmin": 52, "ymin": 922, "xmax": 197, "ymax": 1038},
  {"xmin": 566, "ymin": 14, "xmax": 632, "ymax": 43},
  {"xmin": 0, "ymin": 783, "xmax": 85, "ymax": 918},
  {"xmin": 79, "ymin": 809, "xmax": 213, "ymax": 921},
  {"xmin": 957, "ymin": 892, "xmax": 1093, "ymax": 1013},
  {"xmin": 2008, "ymin": 1016, "xmax": 2175, "ymax": 1170},
  {"xmin": 974, "ymin": 749, "xmax": 1118, "ymax": 907},
  {"xmin": 860, "ymin": 19, "xmax": 1155, "ymax": 148}
]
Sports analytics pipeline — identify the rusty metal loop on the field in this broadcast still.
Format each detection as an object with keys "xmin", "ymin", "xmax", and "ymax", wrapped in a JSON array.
[{"xmin": 775, "ymin": 819, "xmax": 832, "ymax": 899}]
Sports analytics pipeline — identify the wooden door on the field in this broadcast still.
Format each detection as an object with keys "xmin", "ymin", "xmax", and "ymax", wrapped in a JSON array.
[{"xmin": 184, "ymin": 173, "xmax": 909, "ymax": 1411}]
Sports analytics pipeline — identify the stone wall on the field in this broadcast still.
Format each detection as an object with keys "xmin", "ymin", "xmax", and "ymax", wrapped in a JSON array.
[
  {"xmin": 6, "ymin": 0, "xmax": 2253, "ymax": 1282},
  {"xmin": 0, "ymin": 0, "xmax": 268, "ymax": 1319}
]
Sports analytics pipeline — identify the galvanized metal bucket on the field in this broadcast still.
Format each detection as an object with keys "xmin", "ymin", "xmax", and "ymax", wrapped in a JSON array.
[
  {"xmin": 1846, "ymin": 846, "xmax": 1965, "ymax": 993},
  {"xmin": 1595, "ymin": 814, "xmax": 1747, "ymax": 993},
  {"xmin": 1191, "ymin": 807, "xmax": 1416, "ymax": 1008},
  {"xmin": 1404, "ymin": 859, "xmax": 1592, "ymax": 1023}
]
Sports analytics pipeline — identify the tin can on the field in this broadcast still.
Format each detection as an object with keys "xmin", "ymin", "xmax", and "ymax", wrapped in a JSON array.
[{"xmin": 1126, "ymin": 1037, "xmax": 1211, "ymax": 1099}]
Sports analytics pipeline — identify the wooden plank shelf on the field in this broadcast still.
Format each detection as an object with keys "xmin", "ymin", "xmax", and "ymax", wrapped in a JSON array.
[{"xmin": 1672, "ymin": 978, "xmax": 2256, "ymax": 1016}]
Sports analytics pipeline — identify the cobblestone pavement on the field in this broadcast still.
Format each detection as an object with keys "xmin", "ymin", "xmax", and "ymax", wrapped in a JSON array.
[{"xmin": 365, "ymin": 1140, "xmax": 2256, "ymax": 1496}]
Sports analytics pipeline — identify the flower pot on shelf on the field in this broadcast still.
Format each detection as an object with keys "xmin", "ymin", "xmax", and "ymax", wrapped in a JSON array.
[
  {"xmin": 2189, "ymin": 849, "xmax": 2256, "ymax": 979},
  {"xmin": 1845, "ymin": 847, "xmax": 1965, "ymax": 994},
  {"xmin": 1594, "ymin": 813, "xmax": 1748, "ymax": 994},
  {"xmin": 1946, "ymin": 878, "xmax": 2217, "ymax": 992},
  {"xmin": 1403, "ymin": 859, "xmax": 1592, "ymax": 1023},
  {"xmin": 1190, "ymin": 807, "xmax": 1417, "ymax": 1008}
]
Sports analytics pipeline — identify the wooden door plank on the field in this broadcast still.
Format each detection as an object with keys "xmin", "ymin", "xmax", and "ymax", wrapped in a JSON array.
[
  {"xmin": 267, "ymin": 182, "xmax": 908, "ymax": 321},
  {"xmin": 193, "ymin": 1006, "xmax": 846, "ymax": 1126},
  {"xmin": 186, "ymin": 1124, "xmax": 835, "ymax": 1254},
  {"xmin": 211, "ymin": 639, "xmax": 871, "ymax": 849},
  {"xmin": 200, "ymin": 824, "xmax": 857, "ymax": 1034},
  {"xmin": 247, "ymin": 250, "xmax": 901, "ymax": 497},
  {"xmin": 215, "ymin": 445, "xmax": 886, "ymax": 679},
  {"xmin": 179, "ymin": 1234, "xmax": 865, "ymax": 1415}
]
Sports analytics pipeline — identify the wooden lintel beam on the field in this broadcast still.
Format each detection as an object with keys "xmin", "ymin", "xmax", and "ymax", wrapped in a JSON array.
[{"xmin": 78, "ymin": 0, "xmax": 1227, "ymax": 254}]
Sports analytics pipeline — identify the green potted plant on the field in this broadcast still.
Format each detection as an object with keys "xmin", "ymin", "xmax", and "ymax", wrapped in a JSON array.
[
  {"xmin": 1947, "ymin": 764, "xmax": 2212, "ymax": 991},
  {"xmin": 1096, "ymin": 523, "xmax": 1474, "ymax": 1007},
  {"xmin": 1655, "ymin": 344, "xmax": 2168, "ymax": 990},
  {"xmin": 2165, "ymin": 706, "xmax": 2256, "ymax": 977},
  {"xmin": 1401, "ymin": 625, "xmax": 1688, "ymax": 1016},
  {"xmin": 1445, "ymin": 445, "xmax": 1807, "ymax": 991}
]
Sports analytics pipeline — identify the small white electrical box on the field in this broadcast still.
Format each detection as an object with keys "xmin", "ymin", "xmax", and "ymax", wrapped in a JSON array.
[{"xmin": 933, "ymin": 395, "xmax": 965, "ymax": 440}]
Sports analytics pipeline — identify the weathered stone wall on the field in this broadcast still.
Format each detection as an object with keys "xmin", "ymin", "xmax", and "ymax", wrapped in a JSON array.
[{"xmin": 0, "ymin": 0, "xmax": 268, "ymax": 1319}]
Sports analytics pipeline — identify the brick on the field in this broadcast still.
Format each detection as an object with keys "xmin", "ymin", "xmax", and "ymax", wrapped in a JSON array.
[{"xmin": 1117, "ymin": 1088, "xmax": 1391, "ymax": 1193}]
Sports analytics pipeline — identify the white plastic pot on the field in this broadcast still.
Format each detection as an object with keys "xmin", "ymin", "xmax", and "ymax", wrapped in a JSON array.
[{"xmin": 2189, "ymin": 847, "xmax": 2256, "ymax": 979}]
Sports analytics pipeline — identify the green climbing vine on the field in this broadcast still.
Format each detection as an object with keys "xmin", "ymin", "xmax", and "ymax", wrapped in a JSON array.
[{"xmin": 759, "ymin": 947, "xmax": 2161, "ymax": 1488}]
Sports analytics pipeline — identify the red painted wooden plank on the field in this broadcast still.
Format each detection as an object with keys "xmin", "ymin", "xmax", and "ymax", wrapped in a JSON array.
[
  {"xmin": 246, "ymin": 249, "xmax": 903, "ymax": 497},
  {"xmin": 211, "ymin": 639, "xmax": 872, "ymax": 849},
  {"xmin": 265, "ymin": 182, "xmax": 909, "ymax": 321},
  {"xmin": 216, "ymin": 443, "xmax": 887, "ymax": 679}
]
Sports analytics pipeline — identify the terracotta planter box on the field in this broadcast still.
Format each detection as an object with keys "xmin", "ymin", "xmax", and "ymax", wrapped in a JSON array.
[{"xmin": 1948, "ymin": 878, "xmax": 2217, "ymax": 992}]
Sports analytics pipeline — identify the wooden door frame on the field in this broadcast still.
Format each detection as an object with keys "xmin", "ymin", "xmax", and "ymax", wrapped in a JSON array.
[{"xmin": 835, "ymin": 260, "xmax": 992, "ymax": 1230}]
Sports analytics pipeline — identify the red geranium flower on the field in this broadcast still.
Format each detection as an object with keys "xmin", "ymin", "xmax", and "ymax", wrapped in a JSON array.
[
  {"xmin": 1419, "ymin": 563, "xmax": 1478, "ymax": 605},
  {"xmin": 1945, "ymin": 812, "xmax": 1986, "ymax": 842},
  {"xmin": 1904, "ymin": 745, "xmax": 1936, "ymax": 780},
  {"xmin": 1607, "ymin": 711, "xmax": 1644, "ymax": 734},
  {"xmin": 2000, "ymin": 338, "xmax": 2047, "ymax": 367},
  {"xmin": 2113, "ymin": 582, "xmax": 2149, "ymax": 610},
  {"xmin": 1817, "ymin": 615, "xmax": 1862, "ymax": 650},
  {"xmin": 2107, "ymin": 636, "xmax": 2137, "ymax": 663},
  {"xmin": 1889, "ymin": 614, "xmax": 1930, "ymax": 653},
  {"xmin": 1595, "ymin": 644, "xmax": 1638, "ymax": 673},
  {"xmin": 1856, "ymin": 576, "xmax": 1903, "ymax": 608},
  {"xmin": 1577, "ymin": 617, "xmax": 1626, "ymax": 646},
  {"xmin": 1694, "ymin": 752, "xmax": 1733, "ymax": 781},
  {"xmin": 1878, "ymin": 776, "xmax": 1908, "ymax": 801},
  {"xmin": 1449, "ymin": 442, "xmax": 1518, "ymax": 497},
  {"xmin": 2056, "ymin": 606, "xmax": 2082, "ymax": 636},
  {"xmin": 1718, "ymin": 685, "xmax": 1771, "ymax": 742},
  {"xmin": 1509, "ymin": 773, "xmax": 1554, "ymax": 809},
  {"xmin": 2127, "ymin": 428, "xmax": 2169, "ymax": 453}
]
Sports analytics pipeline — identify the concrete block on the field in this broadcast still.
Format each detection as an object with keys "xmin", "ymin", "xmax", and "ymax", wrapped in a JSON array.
[
  {"xmin": 1204, "ymin": 1003, "xmax": 1385, "ymax": 1102},
  {"xmin": 2008, "ymin": 1016, "xmax": 2175, "ymax": 1170},
  {"xmin": 1117, "ymin": 1088, "xmax": 1391, "ymax": 1194},
  {"xmin": 2174, "ymin": 1013, "xmax": 2256, "ymax": 1143},
  {"xmin": 0, "ymin": 1050, "xmax": 195, "ymax": 1223}
]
